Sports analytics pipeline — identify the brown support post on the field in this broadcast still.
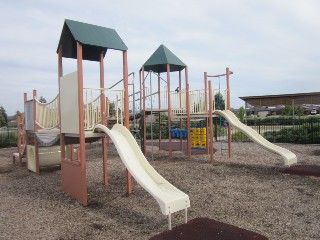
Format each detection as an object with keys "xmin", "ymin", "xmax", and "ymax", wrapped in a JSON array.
[
  {"xmin": 158, "ymin": 74, "xmax": 161, "ymax": 150},
  {"xmin": 167, "ymin": 64, "xmax": 172, "ymax": 156},
  {"xmin": 179, "ymin": 70, "xmax": 183, "ymax": 151},
  {"xmin": 106, "ymin": 96, "xmax": 110, "ymax": 162},
  {"xmin": 123, "ymin": 51, "xmax": 132, "ymax": 195},
  {"xmin": 24, "ymin": 93, "xmax": 28, "ymax": 170},
  {"xmin": 208, "ymin": 81, "xmax": 214, "ymax": 161},
  {"xmin": 226, "ymin": 67, "xmax": 232, "ymax": 158},
  {"xmin": 185, "ymin": 67, "xmax": 191, "ymax": 159},
  {"xmin": 58, "ymin": 47, "xmax": 63, "ymax": 83},
  {"xmin": 100, "ymin": 52, "xmax": 108, "ymax": 186},
  {"xmin": 204, "ymin": 72, "xmax": 208, "ymax": 112},
  {"xmin": 142, "ymin": 68, "xmax": 147, "ymax": 155},
  {"xmin": 158, "ymin": 74, "xmax": 161, "ymax": 109},
  {"xmin": 58, "ymin": 46, "xmax": 66, "ymax": 168},
  {"xmin": 77, "ymin": 42, "xmax": 88, "ymax": 206},
  {"xmin": 139, "ymin": 69, "xmax": 143, "ymax": 111},
  {"xmin": 226, "ymin": 68, "xmax": 231, "ymax": 111},
  {"xmin": 204, "ymin": 72, "xmax": 209, "ymax": 154},
  {"xmin": 33, "ymin": 90, "xmax": 40, "ymax": 176},
  {"xmin": 16, "ymin": 114, "xmax": 20, "ymax": 164}
]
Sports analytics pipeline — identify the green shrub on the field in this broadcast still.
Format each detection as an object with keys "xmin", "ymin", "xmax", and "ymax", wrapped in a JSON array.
[
  {"xmin": 232, "ymin": 131, "xmax": 250, "ymax": 142},
  {"xmin": 0, "ymin": 131, "xmax": 17, "ymax": 148},
  {"xmin": 263, "ymin": 124, "xmax": 320, "ymax": 144}
]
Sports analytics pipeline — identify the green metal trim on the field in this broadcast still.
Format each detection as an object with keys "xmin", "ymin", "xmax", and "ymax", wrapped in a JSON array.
[
  {"xmin": 57, "ymin": 19, "xmax": 127, "ymax": 61},
  {"xmin": 143, "ymin": 44, "xmax": 186, "ymax": 73}
]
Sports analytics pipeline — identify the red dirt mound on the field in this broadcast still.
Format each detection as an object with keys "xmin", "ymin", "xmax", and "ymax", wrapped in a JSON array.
[
  {"xmin": 282, "ymin": 165, "xmax": 320, "ymax": 177},
  {"xmin": 150, "ymin": 218, "xmax": 268, "ymax": 240}
]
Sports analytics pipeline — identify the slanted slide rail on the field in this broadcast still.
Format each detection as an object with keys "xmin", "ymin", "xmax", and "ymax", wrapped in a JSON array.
[
  {"xmin": 214, "ymin": 110, "xmax": 297, "ymax": 166},
  {"xmin": 94, "ymin": 124, "xmax": 190, "ymax": 229}
]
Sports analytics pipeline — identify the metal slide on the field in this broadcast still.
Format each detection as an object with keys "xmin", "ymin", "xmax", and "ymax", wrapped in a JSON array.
[
  {"xmin": 214, "ymin": 110, "xmax": 297, "ymax": 166},
  {"xmin": 93, "ymin": 124, "xmax": 190, "ymax": 229}
]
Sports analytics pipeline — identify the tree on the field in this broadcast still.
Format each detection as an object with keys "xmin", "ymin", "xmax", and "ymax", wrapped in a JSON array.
[
  {"xmin": 214, "ymin": 92, "xmax": 225, "ymax": 110},
  {"xmin": 0, "ymin": 105, "xmax": 8, "ymax": 127},
  {"xmin": 295, "ymin": 105, "xmax": 304, "ymax": 116},
  {"xmin": 108, "ymin": 102, "xmax": 116, "ymax": 116},
  {"xmin": 283, "ymin": 105, "xmax": 304, "ymax": 116},
  {"xmin": 282, "ymin": 105, "xmax": 293, "ymax": 116},
  {"xmin": 238, "ymin": 106, "xmax": 245, "ymax": 122},
  {"xmin": 15, "ymin": 110, "xmax": 22, "ymax": 117},
  {"xmin": 38, "ymin": 96, "xmax": 47, "ymax": 103},
  {"xmin": 0, "ymin": 113, "xmax": 4, "ymax": 127}
]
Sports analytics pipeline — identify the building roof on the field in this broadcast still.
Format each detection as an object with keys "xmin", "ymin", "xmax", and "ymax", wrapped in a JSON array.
[
  {"xmin": 239, "ymin": 92, "xmax": 320, "ymax": 107},
  {"xmin": 57, "ymin": 19, "xmax": 127, "ymax": 61},
  {"xmin": 142, "ymin": 44, "xmax": 186, "ymax": 73}
]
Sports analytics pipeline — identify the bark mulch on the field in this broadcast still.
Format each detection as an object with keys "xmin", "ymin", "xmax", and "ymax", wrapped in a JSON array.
[
  {"xmin": 148, "ymin": 141, "xmax": 216, "ymax": 155},
  {"xmin": 150, "ymin": 218, "xmax": 268, "ymax": 240},
  {"xmin": 282, "ymin": 165, "xmax": 320, "ymax": 177}
]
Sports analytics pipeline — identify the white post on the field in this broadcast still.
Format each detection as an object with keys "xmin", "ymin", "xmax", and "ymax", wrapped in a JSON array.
[{"xmin": 168, "ymin": 213, "xmax": 172, "ymax": 230}]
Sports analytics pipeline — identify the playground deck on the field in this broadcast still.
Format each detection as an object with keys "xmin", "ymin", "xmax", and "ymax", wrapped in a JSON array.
[{"xmin": 1, "ymin": 142, "xmax": 320, "ymax": 240}]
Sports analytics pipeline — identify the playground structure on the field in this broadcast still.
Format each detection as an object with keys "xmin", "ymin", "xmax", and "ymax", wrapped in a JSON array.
[
  {"xmin": 14, "ymin": 19, "xmax": 297, "ymax": 230},
  {"xmin": 15, "ymin": 19, "xmax": 190, "ymax": 230},
  {"xmin": 138, "ymin": 46, "xmax": 297, "ymax": 165},
  {"xmin": 138, "ymin": 45, "xmax": 229, "ymax": 161}
]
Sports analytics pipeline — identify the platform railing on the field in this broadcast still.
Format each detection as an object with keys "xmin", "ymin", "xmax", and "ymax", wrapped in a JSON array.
[
  {"xmin": 83, "ymin": 88, "xmax": 124, "ymax": 130},
  {"xmin": 107, "ymin": 90, "xmax": 124, "ymax": 125},
  {"xmin": 189, "ymin": 89, "xmax": 207, "ymax": 114},
  {"xmin": 212, "ymin": 89, "xmax": 227, "ymax": 111},
  {"xmin": 35, "ymin": 94, "xmax": 59, "ymax": 129},
  {"xmin": 170, "ymin": 89, "xmax": 187, "ymax": 115},
  {"xmin": 83, "ymin": 89, "xmax": 102, "ymax": 131}
]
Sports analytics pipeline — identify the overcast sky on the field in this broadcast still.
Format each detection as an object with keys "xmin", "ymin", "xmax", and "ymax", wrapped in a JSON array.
[{"xmin": 1, "ymin": 0, "xmax": 319, "ymax": 115}]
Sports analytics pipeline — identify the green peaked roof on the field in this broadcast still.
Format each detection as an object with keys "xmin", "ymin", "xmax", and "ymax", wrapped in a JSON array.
[
  {"xmin": 57, "ymin": 19, "xmax": 127, "ymax": 61},
  {"xmin": 142, "ymin": 44, "xmax": 186, "ymax": 73}
]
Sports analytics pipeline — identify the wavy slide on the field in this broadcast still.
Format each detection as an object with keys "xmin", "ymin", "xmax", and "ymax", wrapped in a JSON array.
[
  {"xmin": 214, "ymin": 110, "xmax": 297, "ymax": 166},
  {"xmin": 93, "ymin": 124, "xmax": 190, "ymax": 228}
]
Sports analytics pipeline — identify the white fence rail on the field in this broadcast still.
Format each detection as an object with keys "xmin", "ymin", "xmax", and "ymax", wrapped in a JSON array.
[
  {"xmin": 35, "ymin": 95, "xmax": 59, "ymax": 129},
  {"xmin": 107, "ymin": 90, "xmax": 124, "ymax": 125},
  {"xmin": 159, "ymin": 88, "xmax": 208, "ymax": 115},
  {"xmin": 83, "ymin": 88, "xmax": 124, "ymax": 130},
  {"xmin": 84, "ymin": 90, "xmax": 102, "ymax": 131}
]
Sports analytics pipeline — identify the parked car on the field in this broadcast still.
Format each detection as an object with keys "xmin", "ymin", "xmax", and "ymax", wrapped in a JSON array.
[{"xmin": 310, "ymin": 109, "xmax": 317, "ymax": 115}]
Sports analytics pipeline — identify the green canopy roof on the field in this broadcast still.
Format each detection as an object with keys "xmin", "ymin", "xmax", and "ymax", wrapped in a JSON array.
[
  {"xmin": 57, "ymin": 19, "xmax": 128, "ymax": 61},
  {"xmin": 142, "ymin": 44, "xmax": 186, "ymax": 73}
]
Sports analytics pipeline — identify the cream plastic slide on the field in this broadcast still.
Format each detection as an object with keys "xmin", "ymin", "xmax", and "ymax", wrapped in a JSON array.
[
  {"xmin": 94, "ymin": 124, "xmax": 190, "ymax": 228},
  {"xmin": 214, "ymin": 110, "xmax": 297, "ymax": 166}
]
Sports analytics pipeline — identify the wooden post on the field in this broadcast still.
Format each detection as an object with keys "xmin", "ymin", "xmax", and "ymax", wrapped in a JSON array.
[
  {"xmin": 204, "ymin": 72, "xmax": 209, "ymax": 154},
  {"xmin": 226, "ymin": 67, "xmax": 232, "ymax": 158},
  {"xmin": 185, "ymin": 67, "xmax": 191, "ymax": 159},
  {"xmin": 32, "ymin": 90, "xmax": 40, "ymax": 176},
  {"xmin": 24, "ymin": 93, "xmax": 28, "ymax": 171},
  {"xmin": 167, "ymin": 64, "xmax": 172, "ymax": 156},
  {"xmin": 158, "ymin": 74, "xmax": 161, "ymax": 150},
  {"xmin": 100, "ymin": 52, "xmax": 108, "ymax": 185},
  {"xmin": 58, "ymin": 46, "xmax": 66, "ymax": 167},
  {"xmin": 179, "ymin": 70, "xmax": 183, "ymax": 150},
  {"xmin": 16, "ymin": 114, "xmax": 20, "ymax": 165},
  {"xmin": 141, "ymin": 68, "xmax": 147, "ymax": 155},
  {"xmin": 208, "ymin": 81, "xmax": 214, "ymax": 161},
  {"xmin": 77, "ymin": 42, "xmax": 88, "ymax": 206},
  {"xmin": 123, "ymin": 50, "xmax": 132, "ymax": 195}
]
